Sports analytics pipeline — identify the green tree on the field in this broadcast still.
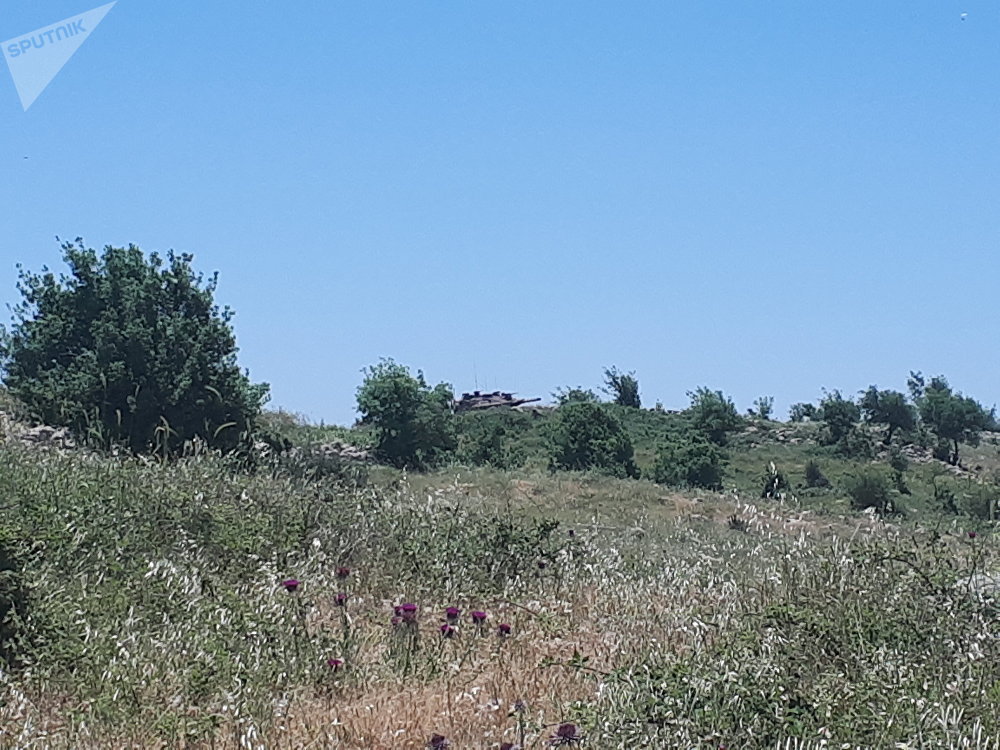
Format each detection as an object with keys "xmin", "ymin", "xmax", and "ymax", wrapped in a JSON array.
[
  {"xmin": 547, "ymin": 402, "xmax": 639, "ymax": 478},
  {"xmin": 652, "ymin": 431, "xmax": 725, "ymax": 489},
  {"xmin": 818, "ymin": 390, "xmax": 860, "ymax": 445},
  {"xmin": 843, "ymin": 467, "xmax": 895, "ymax": 515},
  {"xmin": 356, "ymin": 359, "xmax": 456, "ymax": 469},
  {"xmin": 687, "ymin": 387, "xmax": 743, "ymax": 445},
  {"xmin": 602, "ymin": 366, "xmax": 641, "ymax": 408},
  {"xmin": 788, "ymin": 402, "xmax": 817, "ymax": 422},
  {"xmin": 553, "ymin": 386, "xmax": 600, "ymax": 406},
  {"xmin": 915, "ymin": 376, "xmax": 992, "ymax": 466},
  {"xmin": 0, "ymin": 240, "xmax": 268, "ymax": 455},
  {"xmin": 752, "ymin": 396, "xmax": 774, "ymax": 420},
  {"xmin": 859, "ymin": 387, "xmax": 915, "ymax": 445},
  {"xmin": 456, "ymin": 410, "xmax": 528, "ymax": 470}
]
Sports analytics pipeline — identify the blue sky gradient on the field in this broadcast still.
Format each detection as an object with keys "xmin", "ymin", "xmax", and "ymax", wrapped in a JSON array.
[{"xmin": 2, "ymin": 1, "xmax": 998, "ymax": 424}]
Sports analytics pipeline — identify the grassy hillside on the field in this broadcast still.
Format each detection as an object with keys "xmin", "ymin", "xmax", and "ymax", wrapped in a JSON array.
[{"xmin": 0, "ymin": 428, "xmax": 997, "ymax": 748}]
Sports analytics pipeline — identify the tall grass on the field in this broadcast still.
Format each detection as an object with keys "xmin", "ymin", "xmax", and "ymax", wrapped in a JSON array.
[{"xmin": 0, "ymin": 443, "xmax": 996, "ymax": 748}]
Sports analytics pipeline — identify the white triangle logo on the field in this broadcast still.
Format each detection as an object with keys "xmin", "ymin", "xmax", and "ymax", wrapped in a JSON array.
[{"xmin": 2, "ymin": 2, "xmax": 116, "ymax": 111}]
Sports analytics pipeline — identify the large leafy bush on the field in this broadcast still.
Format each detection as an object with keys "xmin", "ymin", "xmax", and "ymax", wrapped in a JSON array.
[
  {"xmin": 547, "ymin": 402, "xmax": 639, "ymax": 478},
  {"xmin": 356, "ymin": 359, "xmax": 456, "ymax": 469},
  {"xmin": 0, "ymin": 240, "xmax": 268, "ymax": 454}
]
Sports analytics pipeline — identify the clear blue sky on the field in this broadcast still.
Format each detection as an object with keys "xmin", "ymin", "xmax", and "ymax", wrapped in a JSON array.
[{"xmin": 2, "ymin": 1, "xmax": 998, "ymax": 425}]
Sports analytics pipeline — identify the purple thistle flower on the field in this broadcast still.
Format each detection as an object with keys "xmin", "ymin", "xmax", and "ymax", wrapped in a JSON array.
[
  {"xmin": 336, "ymin": 566, "xmax": 351, "ymax": 579},
  {"xmin": 537, "ymin": 560, "xmax": 547, "ymax": 570},
  {"xmin": 281, "ymin": 578, "xmax": 300, "ymax": 592},
  {"xmin": 548, "ymin": 723, "xmax": 582, "ymax": 745},
  {"xmin": 498, "ymin": 622, "xmax": 512, "ymax": 636},
  {"xmin": 326, "ymin": 657, "xmax": 344, "ymax": 671},
  {"xmin": 969, "ymin": 531, "xmax": 978, "ymax": 539},
  {"xmin": 446, "ymin": 606, "xmax": 461, "ymax": 622},
  {"xmin": 471, "ymin": 610, "xmax": 488, "ymax": 625},
  {"xmin": 391, "ymin": 616, "xmax": 402, "ymax": 627},
  {"xmin": 428, "ymin": 734, "xmax": 450, "ymax": 749},
  {"xmin": 335, "ymin": 592, "xmax": 348, "ymax": 607},
  {"xmin": 440, "ymin": 623, "xmax": 456, "ymax": 638}
]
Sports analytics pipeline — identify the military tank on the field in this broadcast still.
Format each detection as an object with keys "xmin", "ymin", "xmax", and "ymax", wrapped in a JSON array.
[{"xmin": 454, "ymin": 390, "xmax": 542, "ymax": 413}]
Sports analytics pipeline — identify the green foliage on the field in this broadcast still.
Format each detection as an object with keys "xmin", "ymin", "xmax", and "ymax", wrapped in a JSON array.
[
  {"xmin": 686, "ymin": 387, "xmax": 743, "ymax": 446},
  {"xmin": 553, "ymin": 386, "xmax": 600, "ymax": 406},
  {"xmin": 836, "ymin": 425, "xmax": 874, "ymax": 459},
  {"xmin": 843, "ymin": 466, "xmax": 895, "ymax": 515},
  {"xmin": 0, "ymin": 526, "xmax": 28, "ymax": 667},
  {"xmin": 803, "ymin": 459, "xmax": 829, "ymax": 488},
  {"xmin": 356, "ymin": 359, "xmax": 456, "ymax": 470},
  {"xmin": 751, "ymin": 396, "xmax": 774, "ymax": 420},
  {"xmin": 788, "ymin": 402, "xmax": 817, "ymax": 422},
  {"xmin": 593, "ymin": 536, "xmax": 1000, "ymax": 747},
  {"xmin": 547, "ymin": 402, "xmax": 639, "ymax": 478},
  {"xmin": 915, "ymin": 376, "xmax": 992, "ymax": 466},
  {"xmin": 0, "ymin": 240, "xmax": 269, "ymax": 455},
  {"xmin": 859, "ymin": 386, "xmax": 916, "ymax": 445},
  {"xmin": 818, "ymin": 389, "xmax": 860, "ymax": 445},
  {"xmin": 652, "ymin": 431, "xmax": 725, "ymax": 489},
  {"xmin": 456, "ymin": 410, "xmax": 529, "ymax": 469},
  {"xmin": 889, "ymin": 445, "xmax": 910, "ymax": 494},
  {"xmin": 602, "ymin": 366, "xmax": 640, "ymax": 408},
  {"xmin": 760, "ymin": 461, "xmax": 788, "ymax": 498}
]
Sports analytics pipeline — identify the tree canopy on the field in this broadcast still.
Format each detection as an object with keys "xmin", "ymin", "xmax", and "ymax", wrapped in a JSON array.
[
  {"xmin": 914, "ymin": 376, "xmax": 992, "ymax": 466},
  {"xmin": 356, "ymin": 358, "xmax": 456, "ymax": 469},
  {"xmin": 859, "ymin": 386, "xmax": 915, "ymax": 445},
  {"xmin": 0, "ymin": 240, "xmax": 268, "ymax": 454}
]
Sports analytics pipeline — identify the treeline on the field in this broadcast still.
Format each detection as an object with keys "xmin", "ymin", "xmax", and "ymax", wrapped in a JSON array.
[{"xmin": 0, "ymin": 242, "xmax": 996, "ymax": 512}]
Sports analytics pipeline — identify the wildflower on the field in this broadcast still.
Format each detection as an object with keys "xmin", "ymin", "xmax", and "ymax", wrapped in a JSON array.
[
  {"xmin": 428, "ymin": 734, "xmax": 450, "ymax": 749},
  {"xmin": 500, "ymin": 744, "xmax": 520, "ymax": 750},
  {"xmin": 498, "ymin": 623, "xmax": 512, "ymax": 636},
  {"xmin": 335, "ymin": 592, "xmax": 348, "ymax": 606},
  {"xmin": 537, "ymin": 560, "xmax": 547, "ymax": 570},
  {"xmin": 336, "ymin": 566, "xmax": 351, "ymax": 579},
  {"xmin": 326, "ymin": 657, "xmax": 344, "ymax": 671},
  {"xmin": 969, "ymin": 531, "xmax": 978, "ymax": 539},
  {"xmin": 281, "ymin": 578, "xmax": 300, "ymax": 592},
  {"xmin": 549, "ymin": 723, "xmax": 582, "ymax": 745},
  {"xmin": 471, "ymin": 610, "xmax": 488, "ymax": 625},
  {"xmin": 446, "ymin": 606, "xmax": 461, "ymax": 622},
  {"xmin": 395, "ymin": 602, "xmax": 418, "ymax": 622},
  {"xmin": 440, "ymin": 623, "xmax": 456, "ymax": 638},
  {"xmin": 567, "ymin": 529, "xmax": 575, "ymax": 537},
  {"xmin": 390, "ymin": 616, "xmax": 402, "ymax": 627}
]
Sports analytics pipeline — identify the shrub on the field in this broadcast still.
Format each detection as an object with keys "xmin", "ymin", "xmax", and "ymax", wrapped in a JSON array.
[
  {"xmin": 751, "ymin": 396, "xmax": 774, "ymax": 420},
  {"xmin": 356, "ymin": 359, "xmax": 456, "ymax": 470},
  {"xmin": 844, "ymin": 467, "xmax": 894, "ymax": 515},
  {"xmin": 456, "ymin": 410, "xmax": 528, "ymax": 469},
  {"xmin": 788, "ymin": 402, "xmax": 817, "ymax": 422},
  {"xmin": 836, "ymin": 426, "xmax": 873, "ymax": 460},
  {"xmin": 804, "ymin": 459, "xmax": 830, "ymax": 488},
  {"xmin": 652, "ymin": 431, "xmax": 725, "ymax": 489},
  {"xmin": 889, "ymin": 445, "xmax": 910, "ymax": 495},
  {"xmin": 547, "ymin": 402, "xmax": 639, "ymax": 478},
  {"xmin": 0, "ymin": 240, "xmax": 269, "ymax": 455},
  {"xmin": 686, "ymin": 387, "xmax": 743, "ymax": 445},
  {"xmin": 0, "ymin": 527, "xmax": 28, "ymax": 667},
  {"xmin": 552, "ymin": 386, "xmax": 599, "ymax": 406},
  {"xmin": 760, "ymin": 461, "xmax": 788, "ymax": 499},
  {"xmin": 818, "ymin": 390, "xmax": 860, "ymax": 445}
]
